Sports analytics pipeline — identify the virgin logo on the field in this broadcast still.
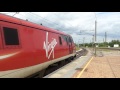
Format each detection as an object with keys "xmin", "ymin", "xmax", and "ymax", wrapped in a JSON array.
[{"xmin": 43, "ymin": 32, "xmax": 57, "ymax": 59}]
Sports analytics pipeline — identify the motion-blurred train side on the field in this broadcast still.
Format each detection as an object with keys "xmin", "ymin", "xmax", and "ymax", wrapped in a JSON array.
[{"xmin": 0, "ymin": 14, "xmax": 76, "ymax": 78}]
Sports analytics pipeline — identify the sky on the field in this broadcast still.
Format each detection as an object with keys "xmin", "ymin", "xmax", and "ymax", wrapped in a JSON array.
[{"xmin": 0, "ymin": 12, "xmax": 120, "ymax": 44}]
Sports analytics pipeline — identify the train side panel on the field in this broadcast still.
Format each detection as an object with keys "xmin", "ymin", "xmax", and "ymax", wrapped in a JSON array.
[
  {"xmin": 32, "ymin": 29, "xmax": 70, "ymax": 64},
  {"xmin": 0, "ymin": 14, "xmax": 76, "ymax": 77},
  {"xmin": 0, "ymin": 21, "xmax": 35, "ymax": 71}
]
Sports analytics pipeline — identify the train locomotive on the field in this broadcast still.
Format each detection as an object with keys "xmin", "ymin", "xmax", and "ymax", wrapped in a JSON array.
[{"xmin": 0, "ymin": 13, "xmax": 76, "ymax": 78}]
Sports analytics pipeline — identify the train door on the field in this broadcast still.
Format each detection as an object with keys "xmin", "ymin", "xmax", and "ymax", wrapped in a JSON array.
[
  {"xmin": 0, "ymin": 26, "xmax": 3, "ymax": 49},
  {"xmin": 68, "ymin": 37, "xmax": 73, "ymax": 54}
]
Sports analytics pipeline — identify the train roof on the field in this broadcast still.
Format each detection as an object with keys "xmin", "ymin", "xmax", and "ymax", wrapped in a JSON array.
[{"xmin": 0, "ymin": 14, "xmax": 70, "ymax": 36}]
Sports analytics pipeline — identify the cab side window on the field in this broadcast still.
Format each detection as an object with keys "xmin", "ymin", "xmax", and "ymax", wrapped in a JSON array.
[
  {"xmin": 3, "ymin": 27, "xmax": 19, "ymax": 45},
  {"xmin": 61, "ymin": 35, "xmax": 69, "ymax": 45},
  {"xmin": 59, "ymin": 36, "xmax": 62, "ymax": 45},
  {"xmin": 69, "ymin": 37, "xmax": 72, "ymax": 43}
]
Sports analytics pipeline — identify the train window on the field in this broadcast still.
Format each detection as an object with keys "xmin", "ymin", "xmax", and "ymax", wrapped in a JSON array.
[
  {"xmin": 70, "ymin": 37, "xmax": 73, "ymax": 42},
  {"xmin": 71, "ymin": 38, "xmax": 73, "ymax": 42},
  {"xmin": 3, "ymin": 27, "xmax": 19, "ymax": 45},
  {"xmin": 61, "ymin": 35, "xmax": 69, "ymax": 45},
  {"xmin": 59, "ymin": 36, "xmax": 62, "ymax": 45},
  {"xmin": 69, "ymin": 37, "xmax": 73, "ymax": 43},
  {"xmin": 61, "ymin": 35, "xmax": 66, "ymax": 41},
  {"xmin": 66, "ymin": 36, "xmax": 69, "ymax": 45}
]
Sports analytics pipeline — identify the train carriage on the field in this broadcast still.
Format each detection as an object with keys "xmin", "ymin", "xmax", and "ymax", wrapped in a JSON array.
[{"xmin": 0, "ymin": 14, "xmax": 76, "ymax": 78}]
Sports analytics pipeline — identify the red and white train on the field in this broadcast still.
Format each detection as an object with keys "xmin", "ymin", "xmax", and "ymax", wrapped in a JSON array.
[{"xmin": 0, "ymin": 13, "xmax": 76, "ymax": 78}]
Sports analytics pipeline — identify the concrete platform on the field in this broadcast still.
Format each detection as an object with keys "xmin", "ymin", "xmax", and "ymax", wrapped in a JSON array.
[
  {"xmin": 44, "ymin": 49, "xmax": 120, "ymax": 78},
  {"xmin": 73, "ymin": 50, "xmax": 120, "ymax": 78}
]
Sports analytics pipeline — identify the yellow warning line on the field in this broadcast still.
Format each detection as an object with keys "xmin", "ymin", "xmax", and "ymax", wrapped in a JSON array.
[{"xmin": 75, "ymin": 57, "xmax": 94, "ymax": 78}]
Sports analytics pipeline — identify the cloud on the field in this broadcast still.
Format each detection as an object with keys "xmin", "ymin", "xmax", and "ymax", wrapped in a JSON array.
[{"xmin": 0, "ymin": 12, "xmax": 119, "ymax": 43}]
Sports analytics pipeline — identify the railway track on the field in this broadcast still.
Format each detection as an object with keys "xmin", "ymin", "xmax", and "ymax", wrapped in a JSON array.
[
  {"xmin": 42, "ymin": 48, "xmax": 87, "ymax": 78},
  {"xmin": 42, "ymin": 49, "xmax": 88, "ymax": 78},
  {"xmin": 27, "ymin": 48, "xmax": 88, "ymax": 78}
]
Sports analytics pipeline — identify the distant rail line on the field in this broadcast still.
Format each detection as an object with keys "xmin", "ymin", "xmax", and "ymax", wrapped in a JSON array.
[{"xmin": 98, "ymin": 47, "xmax": 120, "ymax": 50}]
